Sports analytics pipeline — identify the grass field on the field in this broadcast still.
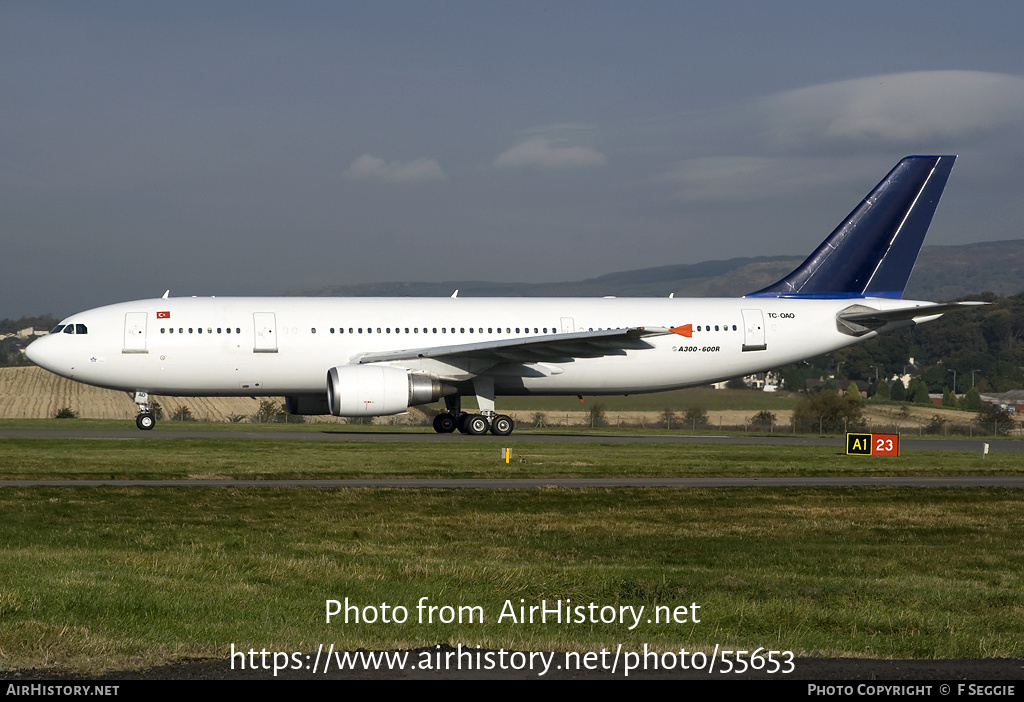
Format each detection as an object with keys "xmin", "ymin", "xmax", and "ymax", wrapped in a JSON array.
[
  {"xmin": 0, "ymin": 432, "xmax": 1021, "ymax": 673},
  {"xmin": 0, "ymin": 437, "xmax": 1021, "ymax": 479}
]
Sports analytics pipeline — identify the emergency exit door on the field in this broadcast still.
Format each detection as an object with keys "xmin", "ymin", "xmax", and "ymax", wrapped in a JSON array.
[
  {"xmin": 253, "ymin": 313, "xmax": 278, "ymax": 353},
  {"xmin": 123, "ymin": 312, "xmax": 148, "ymax": 353},
  {"xmin": 741, "ymin": 309, "xmax": 767, "ymax": 352}
]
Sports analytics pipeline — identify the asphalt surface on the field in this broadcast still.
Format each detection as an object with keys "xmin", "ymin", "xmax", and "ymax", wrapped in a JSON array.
[{"xmin": 1, "ymin": 426, "xmax": 1021, "ymax": 453}]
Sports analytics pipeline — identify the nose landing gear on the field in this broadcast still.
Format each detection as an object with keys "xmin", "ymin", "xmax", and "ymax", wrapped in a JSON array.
[{"xmin": 132, "ymin": 391, "xmax": 156, "ymax": 430}]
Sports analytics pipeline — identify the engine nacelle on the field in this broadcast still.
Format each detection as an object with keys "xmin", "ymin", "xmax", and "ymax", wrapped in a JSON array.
[
  {"xmin": 327, "ymin": 365, "xmax": 453, "ymax": 417},
  {"xmin": 284, "ymin": 395, "xmax": 332, "ymax": 415}
]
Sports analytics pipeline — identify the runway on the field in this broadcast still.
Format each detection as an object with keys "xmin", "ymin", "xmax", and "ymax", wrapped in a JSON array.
[
  {"xmin": 2, "ymin": 426, "xmax": 1022, "ymax": 488},
  {"xmin": 1, "ymin": 426, "xmax": 1020, "ymax": 454}
]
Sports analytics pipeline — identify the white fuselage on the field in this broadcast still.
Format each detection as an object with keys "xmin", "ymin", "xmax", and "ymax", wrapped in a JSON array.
[{"xmin": 26, "ymin": 295, "xmax": 903, "ymax": 400}]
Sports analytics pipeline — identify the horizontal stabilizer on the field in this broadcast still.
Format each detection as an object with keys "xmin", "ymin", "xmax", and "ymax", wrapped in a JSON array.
[{"xmin": 836, "ymin": 301, "xmax": 987, "ymax": 336}]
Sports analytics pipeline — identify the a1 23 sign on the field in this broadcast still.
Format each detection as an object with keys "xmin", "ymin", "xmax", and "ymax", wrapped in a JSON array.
[{"xmin": 847, "ymin": 433, "xmax": 899, "ymax": 457}]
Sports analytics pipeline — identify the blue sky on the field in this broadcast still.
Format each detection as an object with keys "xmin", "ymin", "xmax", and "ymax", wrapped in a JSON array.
[{"xmin": 3, "ymin": 1, "xmax": 1024, "ymax": 317}]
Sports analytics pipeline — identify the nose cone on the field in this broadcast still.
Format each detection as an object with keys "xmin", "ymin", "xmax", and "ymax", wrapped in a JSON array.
[{"xmin": 25, "ymin": 335, "xmax": 59, "ymax": 374}]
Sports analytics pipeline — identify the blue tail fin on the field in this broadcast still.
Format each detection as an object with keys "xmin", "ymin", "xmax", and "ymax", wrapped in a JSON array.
[{"xmin": 747, "ymin": 155, "xmax": 956, "ymax": 299}]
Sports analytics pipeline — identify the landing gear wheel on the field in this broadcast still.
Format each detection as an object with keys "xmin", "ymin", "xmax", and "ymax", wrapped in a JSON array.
[
  {"xmin": 136, "ymin": 412, "xmax": 155, "ymax": 431},
  {"xmin": 456, "ymin": 412, "xmax": 472, "ymax": 434},
  {"xmin": 490, "ymin": 414, "xmax": 514, "ymax": 436},
  {"xmin": 465, "ymin": 414, "xmax": 490, "ymax": 436},
  {"xmin": 433, "ymin": 413, "xmax": 456, "ymax": 433}
]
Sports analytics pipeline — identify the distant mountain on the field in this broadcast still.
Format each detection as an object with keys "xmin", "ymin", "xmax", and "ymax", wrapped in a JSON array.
[
  {"xmin": 287, "ymin": 239, "xmax": 1024, "ymax": 301},
  {"xmin": 903, "ymin": 240, "xmax": 1024, "ymax": 300}
]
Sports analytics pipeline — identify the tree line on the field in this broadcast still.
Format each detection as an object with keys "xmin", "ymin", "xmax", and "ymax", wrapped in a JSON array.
[{"xmin": 778, "ymin": 291, "xmax": 1024, "ymax": 395}]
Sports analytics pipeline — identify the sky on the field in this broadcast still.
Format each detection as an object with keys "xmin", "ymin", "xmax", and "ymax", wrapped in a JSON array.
[{"xmin": 3, "ymin": 1, "xmax": 1024, "ymax": 319}]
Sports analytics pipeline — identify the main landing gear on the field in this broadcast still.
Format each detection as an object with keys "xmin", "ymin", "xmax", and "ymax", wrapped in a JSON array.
[
  {"xmin": 133, "ymin": 390, "xmax": 156, "ymax": 431},
  {"xmin": 432, "ymin": 395, "xmax": 514, "ymax": 436},
  {"xmin": 432, "ymin": 411, "xmax": 515, "ymax": 436}
]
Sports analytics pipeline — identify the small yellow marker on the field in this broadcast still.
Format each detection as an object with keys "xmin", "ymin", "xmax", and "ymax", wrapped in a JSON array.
[{"xmin": 502, "ymin": 448, "xmax": 510, "ymax": 464}]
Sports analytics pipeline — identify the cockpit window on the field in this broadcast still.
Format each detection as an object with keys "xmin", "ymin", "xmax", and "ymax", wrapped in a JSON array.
[
  {"xmin": 75, "ymin": 324, "xmax": 88, "ymax": 334},
  {"xmin": 51, "ymin": 325, "xmax": 65, "ymax": 334},
  {"xmin": 63, "ymin": 325, "xmax": 74, "ymax": 334}
]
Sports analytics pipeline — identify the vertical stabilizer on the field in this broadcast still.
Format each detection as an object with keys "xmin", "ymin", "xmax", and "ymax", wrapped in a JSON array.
[{"xmin": 747, "ymin": 155, "xmax": 956, "ymax": 299}]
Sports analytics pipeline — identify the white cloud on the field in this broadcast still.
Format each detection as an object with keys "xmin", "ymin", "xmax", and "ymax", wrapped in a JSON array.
[
  {"xmin": 344, "ymin": 155, "xmax": 447, "ymax": 183},
  {"xmin": 654, "ymin": 71, "xmax": 1024, "ymax": 202},
  {"xmin": 494, "ymin": 137, "xmax": 607, "ymax": 169},
  {"xmin": 760, "ymin": 71, "xmax": 1024, "ymax": 151}
]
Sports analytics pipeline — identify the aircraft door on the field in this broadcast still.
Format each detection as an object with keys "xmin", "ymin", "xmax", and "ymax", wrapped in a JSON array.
[
  {"xmin": 253, "ymin": 313, "xmax": 278, "ymax": 353},
  {"xmin": 560, "ymin": 317, "xmax": 575, "ymax": 333},
  {"xmin": 741, "ymin": 309, "xmax": 767, "ymax": 352},
  {"xmin": 123, "ymin": 312, "xmax": 148, "ymax": 353}
]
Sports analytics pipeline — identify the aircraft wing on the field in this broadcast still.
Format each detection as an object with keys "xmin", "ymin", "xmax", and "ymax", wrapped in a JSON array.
[
  {"xmin": 351, "ymin": 327, "xmax": 674, "ymax": 365},
  {"xmin": 837, "ymin": 301, "xmax": 987, "ymax": 332}
]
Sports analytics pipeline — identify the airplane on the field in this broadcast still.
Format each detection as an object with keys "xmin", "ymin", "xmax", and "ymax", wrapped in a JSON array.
[{"xmin": 27, "ymin": 155, "xmax": 983, "ymax": 434}]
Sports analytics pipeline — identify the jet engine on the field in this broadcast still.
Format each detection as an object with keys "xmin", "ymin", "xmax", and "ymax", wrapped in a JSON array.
[{"xmin": 327, "ymin": 365, "xmax": 454, "ymax": 417}]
